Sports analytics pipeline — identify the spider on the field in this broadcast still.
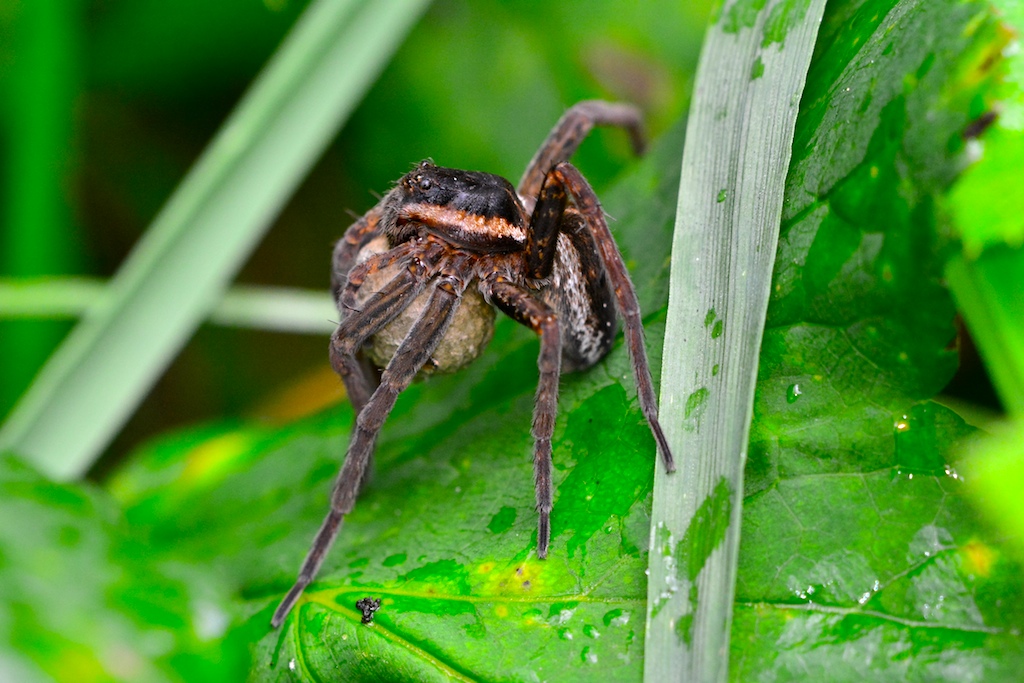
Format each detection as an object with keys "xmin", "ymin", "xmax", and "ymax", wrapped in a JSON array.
[{"xmin": 271, "ymin": 101, "xmax": 675, "ymax": 628}]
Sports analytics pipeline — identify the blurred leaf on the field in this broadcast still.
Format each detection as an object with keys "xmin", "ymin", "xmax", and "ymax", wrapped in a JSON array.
[
  {"xmin": 944, "ymin": 0, "xmax": 1024, "ymax": 611},
  {"xmin": 949, "ymin": 128, "xmax": 1024, "ymax": 255},
  {"xmin": 963, "ymin": 420, "xmax": 1024, "ymax": 560},
  {"xmin": 947, "ymin": 0, "xmax": 1024, "ymax": 256},
  {"xmin": 945, "ymin": 0, "xmax": 1024, "ymax": 416},
  {"xmin": 946, "ymin": 248, "xmax": 1024, "ymax": 416},
  {"xmin": 0, "ymin": 278, "xmax": 336, "ymax": 335},
  {"xmin": 0, "ymin": 453, "xmax": 246, "ymax": 682}
]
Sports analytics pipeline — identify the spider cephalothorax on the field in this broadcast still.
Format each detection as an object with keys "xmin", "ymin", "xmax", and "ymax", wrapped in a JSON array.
[{"xmin": 272, "ymin": 101, "xmax": 675, "ymax": 628}]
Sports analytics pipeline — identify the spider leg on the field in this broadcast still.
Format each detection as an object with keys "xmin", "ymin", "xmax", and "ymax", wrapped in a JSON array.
[
  {"xmin": 539, "ymin": 161, "xmax": 675, "ymax": 473},
  {"xmin": 482, "ymin": 278, "xmax": 561, "ymax": 558},
  {"xmin": 329, "ymin": 256, "xmax": 431, "ymax": 415},
  {"xmin": 273, "ymin": 274, "xmax": 466, "ymax": 628},
  {"xmin": 525, "ymin": 165, "xmax": 572, "ymax": 280},
  {"xmin": 329, "ymin": 205, "xmax": 390, "ymax": 415},
  {"xmin": 518, "ymin": 100, "xmax": 645, "ymax": 213},
  {"xmin": 331, "ymin": 204, "xmax": 385, "ymax": 302},
  {"xmin": 338, "ymin": 240, "xmax": 425, "ymax": 315}
]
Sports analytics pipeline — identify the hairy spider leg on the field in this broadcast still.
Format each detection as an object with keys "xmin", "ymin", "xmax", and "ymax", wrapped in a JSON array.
[
  {"xmin": 273, "ymin": 274, "xmax": 466, "ymax": 627},
  {"xmin": 338, "ymin": 241, "xmax": 427, "ymax": 312},
  {"xmin": 274, "ymin": 266, "xmax": 429, "ymax": 627},
  {"xmin": 534, "ymin": 162, "xmax": 675, "ymax": 473},
  {"xmin": 329, "ymin": 204, "xmax": 390, "ymax": 413},
  {"xmin": 332, "ymin": 255, "xmax": 439, "ymax": 489},
  {"xmin": 518, "ymin": 100, "xmax": 645, "ymax": 213},
  {"xmin": 482, "ymin": 278, "xmax": 562, "ymax": 558},
  {"xmin": 523, "ymin": 175, "xmax": 563, "ymax": 280},
  {"xmin": 337, "ymin": 242, "xmax": 449, "ymax": 415},
  {"xmin": 328, "ymin": 257, "xmax": 430, "ymax": 414},
  {"xmin": 331, "ymin": 204, "xmax": 385, "ymax": 302}
]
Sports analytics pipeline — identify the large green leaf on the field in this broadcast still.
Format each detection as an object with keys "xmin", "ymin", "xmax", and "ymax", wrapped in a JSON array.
[
  {"xmin": 103, "ymin": 1, "xmax": 1024, "ymax": 680},
  {"xmin": 733, "ymin": 0, "xmax": 1023, "ymax": 679}
]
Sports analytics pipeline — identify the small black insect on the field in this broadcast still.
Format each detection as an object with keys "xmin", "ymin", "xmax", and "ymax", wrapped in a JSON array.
[
  {"xmin": 963, "ymin": 110, "xmax": 998, "ymax": 139},
  {"xmin": 271, "ymin": 101, "xmax": 675, "ymax": 628},
  {"xmin": 355, "ymin": 597, "xmax": 382, "ymax": 625}
]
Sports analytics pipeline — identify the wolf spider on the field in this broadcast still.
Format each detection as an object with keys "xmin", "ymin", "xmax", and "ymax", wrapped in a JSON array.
[{"xmin": 272, "ymin": 101, "xmax": 675, "ymax": 627}]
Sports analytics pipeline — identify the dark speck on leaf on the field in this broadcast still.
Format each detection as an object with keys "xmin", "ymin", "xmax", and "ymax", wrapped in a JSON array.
[
  {"xmin": 356, "ymin": 597, "xmax": 382, "ymax": 624},
  {"xmin": 963, "ymin": 110, "xmax": 997, "ymax": 139}
]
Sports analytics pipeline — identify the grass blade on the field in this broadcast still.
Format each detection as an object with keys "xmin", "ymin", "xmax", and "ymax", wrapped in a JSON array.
[
  {"xmin": 644, "ymin": 1, "xmax": 826, "ymax": 680},
  {"xmin": 0, "ymin": 277, "xmax": 337, "ymax": 335},
  {"xmin": 0, "ymin": 3, "xmax": 82, "ymax": 414},
  {"xmin": 0, "ymin": 0, "xmax": 431, "ymax": 480}
]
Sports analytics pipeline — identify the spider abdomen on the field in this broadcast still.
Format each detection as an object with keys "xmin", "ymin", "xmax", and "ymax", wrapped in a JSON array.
[
  {"xmin": 541, "ymin": 230, "xmax": 617, "ymax": 373},
  {"xmin": 353, "ymin": 237, "xmax": 496, "ymax": 376}
]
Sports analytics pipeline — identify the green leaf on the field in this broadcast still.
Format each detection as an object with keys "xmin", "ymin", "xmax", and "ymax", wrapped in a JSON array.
[
  {"xmin": 0, "ymin": 453, "xmax": 246, "ymax": 682},
  {"xmin": 947, "ymin": 0, "xmax": 1024, "ymax": 257},
  {"xmin": 0, "ymin": 0, "xmax": 430, "ymax": 480},
  {"xmin": 949, "ymin": 128, "xmax": 1024, "ymax": 255},
  {"xmin": 734, "ymin": 0, "xmax": 1024, "ymax": 678},
  {"xmin": 645, "ymin": 1, "xmax": 826, "ymax": 679}
]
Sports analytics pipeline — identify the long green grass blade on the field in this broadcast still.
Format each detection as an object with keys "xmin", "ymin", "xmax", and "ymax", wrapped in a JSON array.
[
  {"xmin": 0, "ymin": 2, "xmax": 82, "ymax": 415},
  {"xmin": 0, "ymin": 0, "xmax": 430, "ymax": 480},
  {"xmin": 0, "ymin": 277, "xmax": 337, "ymax": 335},
  {"xmin": 644, "ymin": 1, "xmax": 825, "ymax": 680}
]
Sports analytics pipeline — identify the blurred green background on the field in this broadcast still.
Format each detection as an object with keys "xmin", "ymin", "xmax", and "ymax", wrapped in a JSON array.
[{"xmin": 0, "ymin": 0, "xmax": 713, "ymax": 472}]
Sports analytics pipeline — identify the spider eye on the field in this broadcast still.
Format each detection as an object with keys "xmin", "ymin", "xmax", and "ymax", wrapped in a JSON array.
[{"xmin": 417, "ymin": 177, "xmax": 432, "ymax": 191}]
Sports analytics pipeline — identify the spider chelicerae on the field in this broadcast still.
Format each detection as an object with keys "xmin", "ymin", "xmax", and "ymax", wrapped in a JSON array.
[{"xmin": 272, "ymin": 101, "xmax": 675, "ymax": 628}]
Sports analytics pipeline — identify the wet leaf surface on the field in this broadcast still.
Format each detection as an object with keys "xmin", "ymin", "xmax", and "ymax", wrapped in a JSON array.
[
  {"xmin": 104, "ymin": 1, "xmax": 1024, "ymax": 680},
  {"xmin": 734, "ymin": 0, "xmax": 1024, "ymax": 679}
]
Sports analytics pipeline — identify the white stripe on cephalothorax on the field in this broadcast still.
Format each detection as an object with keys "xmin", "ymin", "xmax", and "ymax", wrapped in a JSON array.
[{"xmin": 403, "ymin": 203, "xmax": 527, "ymax": 244}]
